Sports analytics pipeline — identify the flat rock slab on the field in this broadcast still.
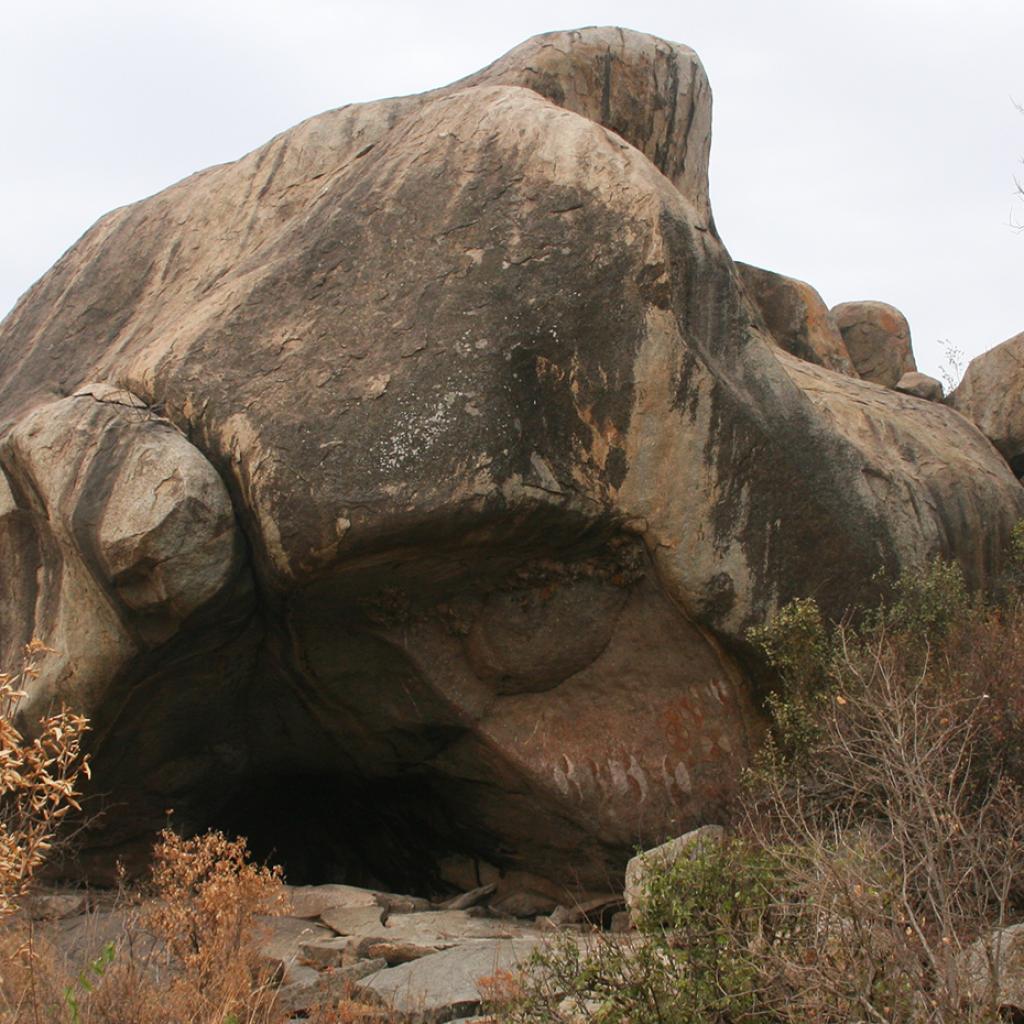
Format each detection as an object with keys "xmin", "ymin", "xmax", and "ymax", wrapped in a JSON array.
[
  {"xmin": 256, "ymin": 915, "xmax": 335, "ymax": 979},
  {"xmin": 275, "ymin": 957, "xmax": 388, "ymax": 1015},
  {"xmin": 357, "ymin": 938, "xmax": 542, "ymax": 1022},
  {"xmin": 361, "ymin": 938, "xmax": 441, "ymax": 965},
  {"xmin": 376, "ymin": 911, "xmax": 529, "ymax": 946},
  {"xmin": 320, "ymin": 904, "xmax": 387, "ymax": 935},
  {"xmin": 285, "ymin": 883, "xmax": 380, "ymax": 917}
]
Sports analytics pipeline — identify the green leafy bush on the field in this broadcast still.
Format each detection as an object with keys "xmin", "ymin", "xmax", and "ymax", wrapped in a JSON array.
[{"xmin": 493, "ymin": 838, "xmax": 783, "ymax": 1024}]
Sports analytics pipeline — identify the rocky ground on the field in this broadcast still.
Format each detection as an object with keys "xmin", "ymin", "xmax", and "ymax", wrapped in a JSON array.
[{"xmin": 23, "ymin": 877, "xmax": 628, "ymax": 1022}]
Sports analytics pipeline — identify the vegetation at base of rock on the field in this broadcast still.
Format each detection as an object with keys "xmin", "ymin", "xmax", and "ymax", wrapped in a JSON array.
[
  {"xmin": 490, "ymin": 556, "xmax": 1024, "ymax": 1024},
  {"xmin": 0, "ymin": 641, "xmax": 90, "ymax": 918},
  {"xmin": 0, "ymin": 829, "xmax": 292, "ymax": 1023}
]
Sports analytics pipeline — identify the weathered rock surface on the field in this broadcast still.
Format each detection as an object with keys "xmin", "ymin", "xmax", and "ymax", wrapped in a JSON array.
[
  {"xmin": 950, "ymin": 331, "xmax": 1024, "ymax": 477},
  {"xmin": 1, "ymin": 27, "xmax": 1021, "ymax": 894},
  {"xmin": 895, "ymin": 371, "xmax": 944, "ymax": 402},
  {"xmin": 736, "ymin": 262, "xmax": 854, "ymax": 374},
  {"xmin": 831, "ymin": 300, "xmax": 916, "ymax": 387},
  {"xmin": 357, "ymin": 938, "xmax": 544, "ymax": 1021},
  {"xmin": 29, "ymin": 884, "xmax": 555, "ymax": 1020},
  {"xmin": 623, "ymin": 825, "xmax": 725, "ymax": 918},
  {"xmin": 285, "ymin": 882, "xmax": 381, "ymax": 918}
]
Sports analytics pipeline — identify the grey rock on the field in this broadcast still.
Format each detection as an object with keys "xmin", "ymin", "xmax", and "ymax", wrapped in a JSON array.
[
  {"xmin": 257, "ymin": 916, "xmax": 336, "ymax": 980},
  {"xmin": 375, "ymin": 910, "xmax": 528, "ymax": 945},
  {"xmin": 959, "ymin": 922, "xmax": 1024, "ymax": 1012},
  {"xmin": 320, "ymin": 904, "xmax": 387, "ymax": 935},
  {"xmin": 357, "ymin": 938, "xmax": 542, "ymax": 1021},
  {"xmin": 623, "ymin": 825, "xmax": 725, "ymax": 919},
  {"xmin": 285, "ymin": 883, "xmax": 380, "ymax": 918},
  {"xmin": 275, "ymin": 957, "xmax": 388, "ymax": 1015}
]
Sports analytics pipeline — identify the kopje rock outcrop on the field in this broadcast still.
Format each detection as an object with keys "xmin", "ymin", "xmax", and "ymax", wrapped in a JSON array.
[
  {"xmin": 736, "ymin": 262, "xmax": 855, "ymax": 376},
  {"xmin": 1, "ymin": 27, "xmax": 1022, "ymax": 897},
  {"xmin": 950, "ymin": 330, "xmax": 1024, "ymax": 478},
  {"xmin": 831, "ymin": 299, "xmax": 917, "ymax": 388}
]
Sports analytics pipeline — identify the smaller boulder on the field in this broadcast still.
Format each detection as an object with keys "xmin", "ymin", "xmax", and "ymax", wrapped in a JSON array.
[
  {"xmin": 894, "ymin": 372, "xmax": 944, "ymax": 402},
  {"xmin": 832, "ymin": 300, "xmax": 916, "ymax": 387},
  {"xmin": 737, "ymin": 263, "xmax": 854, "ymax": 375},
  {"xmin": 623, "ymin": 825, "xmax": 725, "ymax": 920}
]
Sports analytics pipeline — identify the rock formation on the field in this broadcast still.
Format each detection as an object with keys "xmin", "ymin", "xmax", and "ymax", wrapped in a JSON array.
[
  {"xmin": 950, "ymin": 331, "xmax": 1024, "ymax": 477},
  {"xmin": 831, "ymin": 299, "xmax": 917, "ymax": 387},
  {"xmin": 895, "ymin": 371, "xmax": 944, "ymax": 402},
  {"xmin": 1, "ymin": 27, "xmax": 1021, "ymax": 894},
  {"xmin": 736, "ymin": 262, "xmax": 854, "ymax": 375}
]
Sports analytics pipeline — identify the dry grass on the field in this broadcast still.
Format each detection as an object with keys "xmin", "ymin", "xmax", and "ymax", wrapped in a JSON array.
[{"xmin": 0, "ymin": 641, "xmax": 90, "ymax": 919}]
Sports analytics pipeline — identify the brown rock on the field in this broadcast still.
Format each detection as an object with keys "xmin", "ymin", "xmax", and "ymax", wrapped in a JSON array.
[
  {"xmin": 894, "ymin": 371, "xmax": 944, "ymax": 402},
  {"xmin": 737, "ymin": 262, "xmax": 854, "ymax": 374},
  {"xmin": 1, "ymin": 28, "xmax": 1021, "ymax": 899},
  {"xmin": 297, "ymin": 936, "xmax": 351, "ymax": 968},
  {"xmin": 949, "ymin": 330, "xmax": 1024, "ymax": 476},
  {"xmin": 490, "ymin": 891, "xmax": 559, "ymax": 918},
  {"xmin": 439, "ymin": 883, "xmax": 497, "ymax": 911},
  {"xmin": 363, "ymin": 939, "xmax": 440, "ymax": 965},
  {"xmin": 831, "ymin": 300, "xmax": 916, "ymax": 386}
]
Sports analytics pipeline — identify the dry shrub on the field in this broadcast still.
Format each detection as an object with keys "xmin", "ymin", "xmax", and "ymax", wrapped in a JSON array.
[
  {"xmin": 497, "ymin": 560, "xmax": 1024, "ymax": 1024},
  {"xmin": 0, "ymin": 641, "xmax": 90, "ymax": 917},
  {"xmin": 1, "ymin": 830, "xmax": 289, "ymax": 1024},
  {"xmin": 82, "ymin": 829, "xmax": 287, "ymax": 1024},
  {"xmin": 745, "ymin": 623, "xmax": 1024, "ymax": 1023},
  {"xmin": 308, "ymin": 992, "xmax": 400, "ymax": 1024}
]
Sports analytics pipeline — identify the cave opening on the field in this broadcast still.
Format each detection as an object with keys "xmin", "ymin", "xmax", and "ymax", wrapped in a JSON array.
[{"xmin": 212, "ymin": 771, "xmax": 478, "ymax": 897}]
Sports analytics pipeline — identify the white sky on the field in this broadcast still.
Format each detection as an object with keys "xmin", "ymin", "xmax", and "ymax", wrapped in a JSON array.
[{"xmin": 1, "ymin": 0, "xmax": 1021, "ymax": 381}]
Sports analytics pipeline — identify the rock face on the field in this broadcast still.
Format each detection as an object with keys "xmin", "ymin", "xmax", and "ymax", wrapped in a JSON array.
[
  {"xmin": 950, "ymin": 331, "xmax": 1024, "ymax": 477},
  {"xmin": 895, "ymin": 371, "xmax": 944, "ymax": 402},
  {"xmin": 1, "ymin": 28, "xmax": 1021, "ymax": 894},
  {"xmin": 831, "ymin": 300, "xmax": 916, "ymax": 387},
  {"xmin": 737, "ymin": 263, "xmax": 854, "ymax": 375}
]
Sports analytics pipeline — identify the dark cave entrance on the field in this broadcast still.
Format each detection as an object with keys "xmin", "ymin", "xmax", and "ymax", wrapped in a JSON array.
[{"xmin": 213, "ymin": 771, "xmax": 476, "ymax": 897}]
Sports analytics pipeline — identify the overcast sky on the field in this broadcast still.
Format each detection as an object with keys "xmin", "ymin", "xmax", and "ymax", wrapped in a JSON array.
[{"xmin": 2, "ymin": 0, "xmax": 1021, "ymax": 381}]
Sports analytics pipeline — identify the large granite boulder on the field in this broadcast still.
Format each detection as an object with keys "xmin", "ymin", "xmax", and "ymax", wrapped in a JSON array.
[
  {"xmin": 736, "ymin": 262, "xmax": 854, "ymax": 375},
  {"xmin": 949, "ymin": 330, "xmax": 1024, "ymax": 477},
  {"xmin": 831, "ymin": 300, "xmax": 916, "ymax": 387},
  {"xmin": 1, "ymin": 28, "xmax": 1021, "ymax": 894}
]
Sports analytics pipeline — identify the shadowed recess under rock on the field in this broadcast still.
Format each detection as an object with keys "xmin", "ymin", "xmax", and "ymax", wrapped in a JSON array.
[{"xmin": 213, "ymin": 773, "xmax": 476, "ymax": 895}]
